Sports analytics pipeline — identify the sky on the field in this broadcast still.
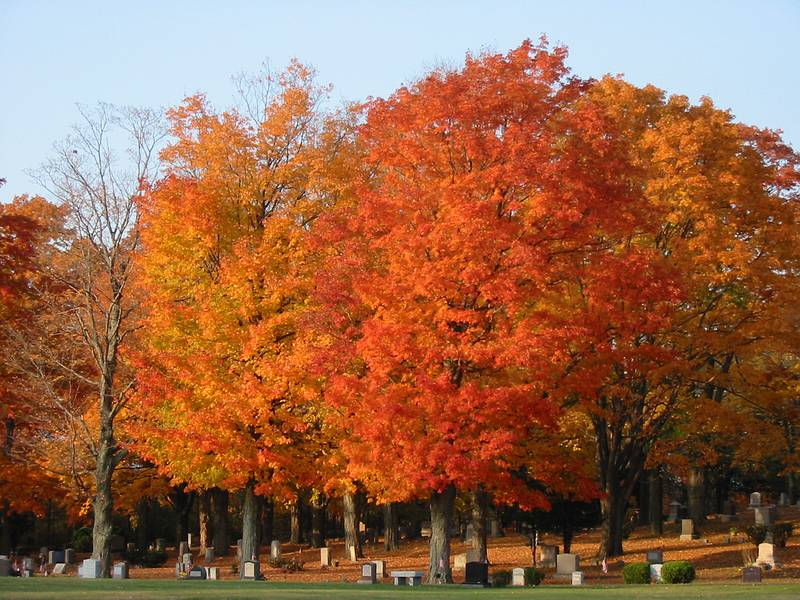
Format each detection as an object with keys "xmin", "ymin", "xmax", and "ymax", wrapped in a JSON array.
[{"xmin": 1, "ymin": 0, "xmax": 798, "ymax": 202}]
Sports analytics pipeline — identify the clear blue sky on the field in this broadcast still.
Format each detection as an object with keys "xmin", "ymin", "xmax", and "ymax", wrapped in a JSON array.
[{"xmin": 2, "ymin": 0, "xmax": 798, "ymax": 202}]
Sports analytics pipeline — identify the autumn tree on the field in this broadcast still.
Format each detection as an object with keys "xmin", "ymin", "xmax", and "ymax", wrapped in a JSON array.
[
  {"xmin": 313, "ymin": 40, "xmax": 624, "ymax": 582},
  {"xmin": 132, "ymin": 62, "xmax": 357, "ymax": 567},
  {"xmin": 28, "ymin": 104, "xmax": 166, "ymax": 576}
]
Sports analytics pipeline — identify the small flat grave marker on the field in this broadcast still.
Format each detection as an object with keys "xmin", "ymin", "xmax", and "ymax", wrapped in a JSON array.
[
  {"xmin": 742, "ymin": 566, "xmax": 762, "ymax": 583},
  {"xmin": 187, "ymin": 566, "xmax": 206, "ymax": 579},
  {"xmin": 51, "ymin": 563, "xmax": 67, "ymax": 575},
  {"xmin": 572, "ymin": 571, "xmax": 584, "ymax": 586},
  {"xmin": 357, "ymin": 562, "xmax": 377, "ymax": 584}
]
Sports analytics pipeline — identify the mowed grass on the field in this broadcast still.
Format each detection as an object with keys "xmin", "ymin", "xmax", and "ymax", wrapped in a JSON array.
[{"xmin": 0, "ymin": 579, "xmax": 799, "ymax": 600}]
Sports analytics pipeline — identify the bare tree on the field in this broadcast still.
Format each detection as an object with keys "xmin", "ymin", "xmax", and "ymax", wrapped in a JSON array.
[{"xmin": 33, "ymin": 103, "xmax": 166, "ymax": 576}]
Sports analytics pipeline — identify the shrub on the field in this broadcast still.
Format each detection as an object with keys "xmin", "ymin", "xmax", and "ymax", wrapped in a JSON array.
[
  {"xmin": 491, "ymin": 570, "xmax": 511, "ymax": 587},
  {"xmin": 123, "ymin": 548, "xmax": 168, "ymax": 567},
  {"xmin": 661, "ymin": 561, "xmax": 695, "ymax": 584},
  {"xmin": 773, "ymin": 522, "xmax": 794, "ymax": 548},
  {"xmin": 745, "ymin": 525, "xmax": 769, "ymax": 547},
  {"xmin": 268, "ymin": 556, "xmax": 304, "ymax": 571},
  {"xmin": 622, "ymin": 562, "xmax": 650, "ymax": 584},
  {"xmin": 524, "ymin": 566, "xmax": 545, "ymax": 586},
  {"xmin": 72, "ymin": 527, "xmax": 92, "ymax": 553}
]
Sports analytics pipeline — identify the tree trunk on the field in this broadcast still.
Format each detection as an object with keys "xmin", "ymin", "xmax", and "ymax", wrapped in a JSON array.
[
  {"xmin": 687, "ymin": 467, "xmax": 705, "ymax": 532},
  {"xmin": 599, "ymin": 490, "xmax": 627, "ymax": 559},
  {"xmin": 240, "ymin": 481, "xmax": 259, "ymax": 567},
  {"xmin": 171, "ymin": 485, "xmax": 194, "ymax": 550},
  {"xmin": 91, "ymin": 421, "xmax": 116, "ymax": 577},
  {"xmin": 134, "ymin": 498, "xmax": 150, "ymax": 550},
  {"xmin": 343, "ymin": 491, "xmax": 362, "ymax": 560},
  {"xmin": 788, "ymin": 471, "xmax": 797, "ymax": 505},
  {"xmin": 469, "ymin": 489, "xmax": 489, "ymax": 563},
  {"xmin": 310, "ymin": 494, "xmax": 326, "ymax": 549},
  {"xmin": 290, "ymin": 496, "xmax": 302, "ymax": 545},
  {"xmin": 383, "ymin": 503, "xmax": 399, "ymax": 551},
  {"xmin": 0, "ymin": 503, "xmax": 11, "ymax": 556},
  {"xmin": 211, "ymin": 488, "xmax": 229, "ymax": 556},
  {"xmin": 427, "ymin": 485, "xmax": 455, "ymax": 584},
  {"xmin": 261, "ymin": 498, "xmax": 274, "ymax": 546},
  {"xmin": 198, "ymin": 491, "xmax": 211, "ymax": 552},
  {"xmin": 649, "ymin": 470, "xmax": 663, "ymax": 535}
]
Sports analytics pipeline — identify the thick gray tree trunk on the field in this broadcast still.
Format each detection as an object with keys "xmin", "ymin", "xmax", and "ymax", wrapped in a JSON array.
[
  {"xmin": 687, "ymin": 467, "xmax": 705, "ymax": 532},
  {"xmin": 240, "ymin": 481, "xmax": 259, "ymax": 568},
  {"xmin": 383, "ymin": 503, "xmax": 399, "ymax": 551},
  {"xmin": 427, "ymin": 485, "xmax": 455, "ymax": 584},
  {"xmin": 343, "ymin": 491, "xmax": 362, "ymax": 560},
  {"xmin": 469, "ymin": 489, "xmax": 489, "ymax": 563}
]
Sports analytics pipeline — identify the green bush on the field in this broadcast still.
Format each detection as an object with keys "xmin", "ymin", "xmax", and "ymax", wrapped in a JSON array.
[
  {"xmin": 622, "ymin": 562, "xmax": 651, "ymax": 584},
  {"xmin": 661, "ymin": 561, "xmax": 696, "ymax": 584},
  {"xmin": 773, "ymin": 522, "xmax": 794, "ymax": 548},
  {"xmin": 268, "ymin": 556, "xmax": 304, "ymax": 571},
  {"xmin": 491, "ymin": 569, "xmax": 511, "ymax": 587},
  {"xmin": 123, "ymin": 547, "xmax": 168, "ymax": 567},
  {"xmin": 72, "ymin": 527, "xmax": 92, "ymax": 553},
  {"xmin": 524, "ymin": 566, "xmax": 545, "ymax": 586},
  {"xmin": 745, "ymin": 525, "xmax": 769, "ymax": 547}
]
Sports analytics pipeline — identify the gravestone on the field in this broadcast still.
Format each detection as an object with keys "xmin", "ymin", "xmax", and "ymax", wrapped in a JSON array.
[
  {"xmin": 650, "ymin": 563, "xmax": 664, "ymax": 583},
  {"xmin": 489, "ymin": 518, "xmax": 502, "ymax": 537},
  {"xmin": 0, "ymin": 557, "xmax": 10, "ymax": 576},
  {"xmin": 572, "ymin": 571, "xmax": 584, "ymax": 585},
  {"xmin": 742, "ymin": 566, "xmax": 762, "ymax": 583},
  {"xmin": 188, "ymin": 566, "xmax": 206, "ymax": 579},
  {"xmin": 112, "ymin": 561, "xmax": 129, "ymax": 579},
  {"xmin": 178, "ymin": 541, "xmax": 189, "ymax": 557},
  {"xmin": 48, "ymin": 550, "xmax": 65, "ymax": 564},
  {"xmin": 539, "ymin": 544, "xmax": 559, "ymax": 567},
  {"xmin": 754, "ymin": 507, "xmax": 772, "ymax": 526},
  {"xmin": 750, "ymin": 492, "xmax": 762, "ymax": 507},
  {"xmin": 270, "ymin": 540, "xmax": 282, "ymax": 560},
  {"xmin": 187, "ymin": 533, "xmax": 194, "ymax": 548},
  {"xmin": 154, "ymin": 538, "xmax": 166, "ymax": 552},
  {"xmin": 51, "ymin": 563, "xmax": 66, "ymax": 575},
  {"xmin": 182, "ymin": 553, "xmax": 193, "ymax": 568},
  {"xmin": 206, "ymin": 566, "xmax": 219, "ymax": 580},
  {"xmin": 667, "ymin": 501, "xmax": 681, "ymax": 523},
  {"xmin": 756, "ymin": 543, "xmax": 779, "ymax": 569},
  {"xmin": 64, "ymin": 549, "xmax": 75, "ymax": 564},
  {"xmin": 556, "ymin": 553, "xmax": 579, "ymax": 578},
  {"xmin": 454, "ymin": 553, "xmax": 467, "ymax": 571},
  {"xmin": 21, "ymin": 558, "xmax": 34, "ymax": 577},
  {"xmin": 204, "ymin": 548, "xmax": 215, "ymax": 562},
  {"xmin": 241, "ymin": 560, "xmax": 260, "ymax": 580},
  {"xmin": 646, "ymin": 549, "xmax": 663, "ymax": 564},
  {"xmin": 420, "ymin": 521, "xmax": 432, "ymax": 538},
  {"xmin": 371, "ymin": 559, "xmax": 387, "ymax": 578},
  {"xmin": 464, "ymin": 561, "xmax": 489, "ymax": 586},
  {"xmin": 79, "ymin": 558, "xmax": 102, "ymax": 579},
  {"xmin": 320, "ymin": 547, "xmax": 331, "ymax": 567},
  {"xmin": 680, "ymin": 519, "xmax": 697, "ymax": 541},
  {"xmin": 512, "ymin": 567, "xmax": 525, "ymax": 586},
  {"xmin": 778, "ymin": 493, "xmax": 790, "ymax": 507},
  {"xmin": 357, "ymin": 562, "xmax": 377, "ymax": 584}
]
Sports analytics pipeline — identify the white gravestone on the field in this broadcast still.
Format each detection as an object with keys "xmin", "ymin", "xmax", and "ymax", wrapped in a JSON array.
[
  {"xmin": 112, "ymin": 561, "xmax": 129, "ymax": 579},
  {"xmin": 572, "ymin": 571, "xmax": 584, "ymax": 585},
  {"xmin": 52, "ymin": 563, "xmax": 67, "ymax": 575},
  {"xmin": 206, "ymin": 566, "xmax": 219, "ymax": 580},
  {"xmin": 650, "ymin": 563, "xmax": 664, "ymax": 582},
  {"xmin": 79, "ymin": 558, "xmax": 102, "ymax": 579},
  {"xmin": 756, "ymin": 543, "xmax": 779, "ymax": 569},
  {"xmin": 241, "ymin": 560, "xmax": 260, "ymax": 580},
  {"xmin": 371, "ymin": 559, "xmax": 387, "ymax": 578},
  {"xmin": 320, "ymin": 547, "xmax": 332, "ymax": 567},
  {"xmin": 270, "ymin": 540, "xmax": 281, "ymax": 560},
  {"xmin": 680, "ymin": 519, "xmax": 697, "ymax": 541},
  {"xmin": 511, "ymin": 567, "xmax": 525, "ymax": 586}
]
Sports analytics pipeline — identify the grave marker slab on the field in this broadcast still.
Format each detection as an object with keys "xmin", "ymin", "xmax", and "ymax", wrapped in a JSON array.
[
  {"xmin": 64, "ymin": 549, "xmax": 75, "ymax": 564},
  {"xmin": 188, "ymin": 566, "xmax": 206, "ymax": 579},
  {"xmin": 371, "ymin": 559, "xmax": 387, "ymax": 578},
  {"xmin": 539, "ymin": 544, "xmax": 559, "ymax": 567},
  {"xmin": 556, "ymin": 553, "xmax": 579, "ymax": 578},
  {"xmin": 206, "ymin": 566, "xmax": 219, "ymax": 580},
  {"xmin": 650, "ymin": 563, "xmax": 663, "ymax": 583},
  {"xmin": 572, "ymin": 571, "xmax": 584, "ymax": 585},
  {"xmin": 48, "ymin": 550, "xmax": 65, "ymax": 565},
  {"xmin": 756, "ymin": 543, "xmax": 779, "ymax": 569},
  {"xmin": 680, "ymin": 519, "xmax": 697, "ymax": 541},
  {"xmin": 320, "ymin": 547, "xmax": 331, "ymax": 567},
  {"xmin": 112, "ymin": 561, "xmax": 129, "ymax": 579},
  {"xmin": 750, "ymin": 492, "xmax": 762, "ymax": 507},
  {"xmin": 357, "ymin": 562, "xmax": 377, "ymax": 584},
  {"xmin": 270, "ymin": 540, "xmax": 281, "ymax": 560},
  {"xmin": 454, "ymin": 553, "xmax": 467, "ymax": 570},
  {"xmin": 512, "ymin": 567, "xmax": 525, "ymax": 586},
  {"xmin": 464, "ymin": 561, "xmax": 489, "ymax": 586},
  {"xmin": 79, "ymin": 558, "xmax": 102, "ymax": 579},
  {"xmin": 646, "ymin": 549, "xmax": 663, "ymax": 564},
  {"xmin": 742, "ymin": 566, "xmax": 762, "ymax": 583},
  {"xmin": 51, "ymin": 563, "xmax": 66, "ymax": 575},
  {"xmin": 754, "ymin": 507, "xmax": 772, "ymax": 526},
  {"xmin": 241, "ymin": 560, "xmax": 260, "ymax": 580}
]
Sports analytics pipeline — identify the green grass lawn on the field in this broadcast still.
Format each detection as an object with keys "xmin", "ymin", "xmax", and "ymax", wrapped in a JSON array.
[{"xmin": 0, "ymin": 579, "xmax": 799, "ymax": 600}]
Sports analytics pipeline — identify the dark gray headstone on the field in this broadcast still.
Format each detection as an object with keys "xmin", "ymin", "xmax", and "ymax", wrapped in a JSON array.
[
  {"xmin": 742, "ymin": 566, "xmax": 762, "ymax": 583},
  {"xmin": 464, "ymin": 562, "xmax": 488, "ymax": 586}
]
